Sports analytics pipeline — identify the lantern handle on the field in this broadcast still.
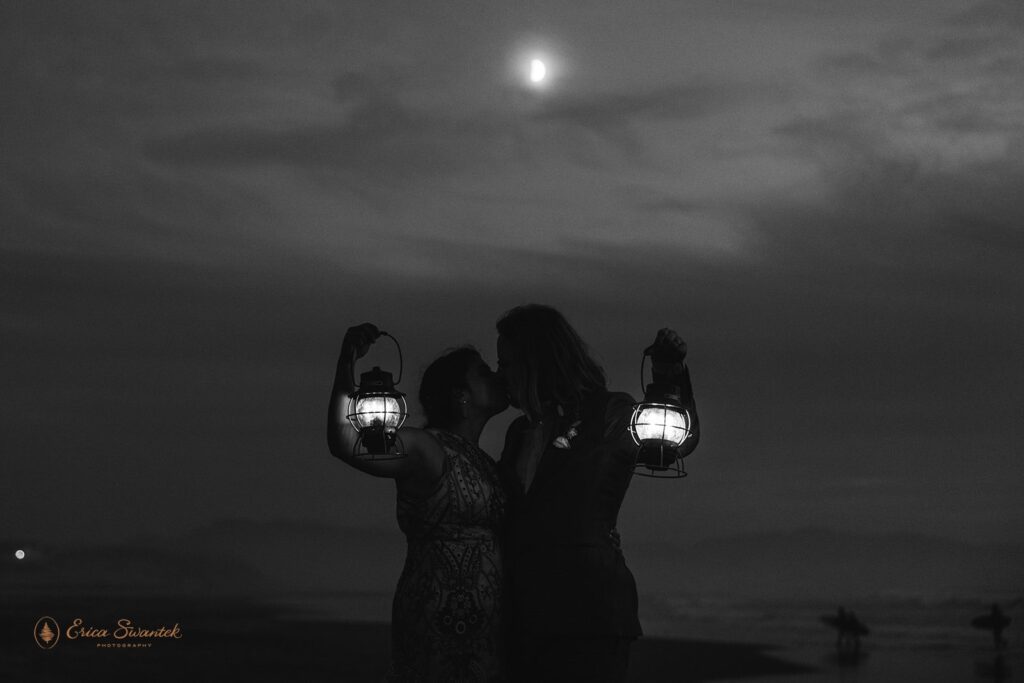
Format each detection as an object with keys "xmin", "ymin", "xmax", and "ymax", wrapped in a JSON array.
[
  {"xmin": 352, "ymin": 330, "xmax": 404, "ymax": 388},
  {"xmin": 639, "ymin": 348, "xmax": 653, "ymax": 393}
]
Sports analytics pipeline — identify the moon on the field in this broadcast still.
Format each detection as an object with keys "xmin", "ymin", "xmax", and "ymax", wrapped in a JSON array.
[
  {"xmin": 15, "ymin": 549, "xmax": 25, "ymax": 560},
  {"xmin": 529, "ymin": 59, "xmax": 546, "ymax": 83}
]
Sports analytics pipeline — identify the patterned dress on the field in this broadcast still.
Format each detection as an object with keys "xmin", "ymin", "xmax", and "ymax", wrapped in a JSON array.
[{"xmin": 386, "ymin": 429, "xmax": 507, "ymax": 682}]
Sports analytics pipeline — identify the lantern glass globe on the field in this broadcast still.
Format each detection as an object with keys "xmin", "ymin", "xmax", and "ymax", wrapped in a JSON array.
[
  {"xmin": 632, "ymin": 404, "xmax": 690, "ymax": 447},
  {"xmin": 352, "ymin": 395, "xmax": 404, "ymax": 431}
]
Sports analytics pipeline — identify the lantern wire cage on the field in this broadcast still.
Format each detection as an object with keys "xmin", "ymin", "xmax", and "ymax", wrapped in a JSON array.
[
  {"xmin": 630, "ymin": 353, "xmax": 692, "ymax": 478},
  {"xmin": 346, "ymin": 331, "xmax": 408, "ymax": 460}
]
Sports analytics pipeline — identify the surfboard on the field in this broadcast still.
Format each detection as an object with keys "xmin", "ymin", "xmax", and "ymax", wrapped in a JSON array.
[
  {"xmin": 820, "ymin": 615, "xmax": 870, "ymax": 635},
  {"xmin": 972, "ymin": 614, "xmax": 1012, "ymax": 631}
]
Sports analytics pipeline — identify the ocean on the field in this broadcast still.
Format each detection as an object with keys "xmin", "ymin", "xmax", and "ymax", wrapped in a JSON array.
[
  {"xmin": 282, "ymin": 589, "xmax": 1023, "ymax": 681},
  {"xmin": 642, "ymin": 593, "xmax": 1022, "ymax": 682}
]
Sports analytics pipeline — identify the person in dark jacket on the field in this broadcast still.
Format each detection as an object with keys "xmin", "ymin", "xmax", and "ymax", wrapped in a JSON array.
[{"xmin": 495, "ymin": 304, "xmax": 700, "ymax": 682}]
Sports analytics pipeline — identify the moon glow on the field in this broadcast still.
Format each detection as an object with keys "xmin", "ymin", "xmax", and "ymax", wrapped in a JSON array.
[{"xmin": 529, "ymin": 59, "xmax": 546, "ymax": 83}]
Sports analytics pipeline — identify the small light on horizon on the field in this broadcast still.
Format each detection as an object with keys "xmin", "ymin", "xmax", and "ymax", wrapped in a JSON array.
[{"xmin": 15, "ymin": 549, "xmax": 26, "ymax": 560}]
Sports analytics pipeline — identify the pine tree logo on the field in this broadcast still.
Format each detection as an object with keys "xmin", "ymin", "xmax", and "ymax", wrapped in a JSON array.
[{"xmin": 34, "ymin": 616, "xmax": 60, "ymax": 649}]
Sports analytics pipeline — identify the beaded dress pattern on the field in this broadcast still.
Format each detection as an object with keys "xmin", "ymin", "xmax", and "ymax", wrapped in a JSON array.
[{"xmin": 386, "ymin": 429, "xmax": 507, "ymax": 682}]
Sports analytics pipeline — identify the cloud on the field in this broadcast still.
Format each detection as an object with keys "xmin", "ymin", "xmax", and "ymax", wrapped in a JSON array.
[
  {"xmin": 144, "ymin": 74, "xmax": 764, "ymax": 181},
  {"xmin": 534, "ymin": 81, "xmax": 742, "ymax": 136},
  {"xmin": 816, "ymin": 51, "xmax": 890, "ymax": 77},
  {"xmin": 949, "ymin": 0, "xmax": 1024, "ymax": 29},
  {"xmin": 770, "ymin": 2, "xmax": 1024, "ymax": 267},
  {"xmin": 144, "ymin": 74, "xmax": 475, "ymax": 179},
  {"xmin": 165, "ymin": 56, "xmax": 267, "ymax": 83}
]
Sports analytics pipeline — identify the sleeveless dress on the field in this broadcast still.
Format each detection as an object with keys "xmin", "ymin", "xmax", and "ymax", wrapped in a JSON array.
[{"xmin": 386, "ymin": 429, "xmax": 507, "ymax": 682}]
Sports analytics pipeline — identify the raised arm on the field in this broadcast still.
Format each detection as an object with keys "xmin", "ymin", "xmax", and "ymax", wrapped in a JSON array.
[
  {"xmin": 647, "ymin": 328, "xmax": 700, "ymax": 457},
  {"xmin": 327, "ymin": 323, "xmax": 439, "ymax": 480}
]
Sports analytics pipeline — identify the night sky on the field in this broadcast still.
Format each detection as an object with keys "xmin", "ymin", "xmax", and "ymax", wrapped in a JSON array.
[{"xmin": 3, "ymin": 0, "xmax": 1022, "ymax": 586}]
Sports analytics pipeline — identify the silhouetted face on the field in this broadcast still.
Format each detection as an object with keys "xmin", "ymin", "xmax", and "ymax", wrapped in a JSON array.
[
  {"xmin": 463, "ymin": 354, "xmax": 509, "ymax": 417},
  {"xmin": 496, "ymin": 336, "xmax": 522, "ymax": 409}
]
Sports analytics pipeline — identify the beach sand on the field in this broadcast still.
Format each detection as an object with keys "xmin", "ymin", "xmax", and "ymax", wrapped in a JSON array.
[
  {"xmin": 3, "ymin": 594, "xmax": 817, "ymax": 682},
  {"xmin": 5, "ymin": 595, "xmax": 1019, "ymax": 682}
]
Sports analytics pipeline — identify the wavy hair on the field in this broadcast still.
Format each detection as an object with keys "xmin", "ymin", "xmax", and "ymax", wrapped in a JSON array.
[
  {"xmin": 496, "ymin": 304, "xmax": 606, "ymax": 422},
  {"xmin": 418, "ymin": 346, "xmax": 480, "ymax": 430}
]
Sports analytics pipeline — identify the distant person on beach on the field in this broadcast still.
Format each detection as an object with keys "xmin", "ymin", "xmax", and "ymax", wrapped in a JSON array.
[
  {"xmin": 328, "ymin": 323, "xmax": 510, "ymax": 681},
  {"xmin": 832, "ymin": 607, "xmax": 867, "ymax": 655},
  {"xmin": 819, "ymin": 606, "xmax": 868, "ymax": 659},
  {"xmin": 990, "ymin": 604, "xmax": 1009, "ymax": 650},
  {"xmin": 494, "ymin": 304, "xmax": 700, "ymax": 682},
  {"xmin": 972, "ymin": 603, "xmax": 1012, "ymax": 650}
]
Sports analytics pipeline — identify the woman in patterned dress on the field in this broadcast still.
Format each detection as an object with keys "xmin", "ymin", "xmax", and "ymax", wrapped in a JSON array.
[{"xmin": 328, "ymin": 323, "xmax": 509, "ymax": 682}]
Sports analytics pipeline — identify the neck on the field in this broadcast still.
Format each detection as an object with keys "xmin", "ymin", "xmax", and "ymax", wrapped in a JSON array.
[{"xmin": 450, "ymin": 414, "xmax": 487, "ymax": 445}]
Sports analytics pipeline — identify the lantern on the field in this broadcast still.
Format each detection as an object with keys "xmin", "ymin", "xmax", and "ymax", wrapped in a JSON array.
[
  {"xmin": 630, "ymin": 353, "xmax": 693, "ymax": 478},
  {"xmin": 346, "ymin": 332, "xmax": 407, "ymax": 458}
]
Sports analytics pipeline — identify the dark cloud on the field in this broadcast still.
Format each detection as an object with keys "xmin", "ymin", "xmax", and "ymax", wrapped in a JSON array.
[
  {"xmin": 816, "ymin": 4, "xmax": 1024, "ymax": 81},
  {"xmin": 537, "ymin": 82, "xmax": 735, "ymax": 127},
  {"xmin": 816, "ymin": 51, "xmax": 890, "ymax": 76},
  {"xmin": 143, "ymin": 70, "xmax": 500, "ymax": 179},
  {"xmin": 776, "ymin": 14, "xmax": 1024, "ymax": 277},
  {"xmin": 706, "ymin": 17, "xmax": 1024, "ymax": 498},
  {"xmin": 949, "ymin": 0, "xmax": 1024, "ymax": 28},
  {"xmin": 166, "ymin": 57, "xmax": 267, "ymax": 83},
  {"xmin": 144, "ymin": 71, "xmax": 765, "ymax": 178},
  {"xmin": 633, "ymin": 197, "xmax": 711, "ymax": 215},
  {"xmin": 771, "ymin": 112, "xmax": 1024, "ymax": 277},
  {"xmin": 146, "ymin": 116, "xmax": 445, "ymax": 176},
  {"xmin": 532, "ymin": 81, "xmax": 765, "ymax": 157},
  {"xmin": 923, "ymin": 33, "xmax": 1010, "ymax": 61}
]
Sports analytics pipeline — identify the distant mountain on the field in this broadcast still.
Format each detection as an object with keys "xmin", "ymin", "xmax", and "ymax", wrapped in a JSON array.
[
  {"xmin": 6, "ymin": 522, "xmax": 1019, "ymax": 606},
  {"xmin": 627, "ymin": 527, "xmax": 1024, "ymax": 600},
  {"xmin": 2, "ymin": 538, "xmax": 264, "ymax": 599},
  {"xmin": 2, "ymin": 519, "xmax": 405, "ymax": 601},
  {"xmin": 170, "ymin": 518, "xmax": 407, "ymax": 593}
]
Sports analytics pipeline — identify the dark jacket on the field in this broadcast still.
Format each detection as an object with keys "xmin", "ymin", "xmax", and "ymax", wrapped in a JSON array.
[{"xmin": 499, "ymin": 390, "xmax": 643, "ymax": 638}]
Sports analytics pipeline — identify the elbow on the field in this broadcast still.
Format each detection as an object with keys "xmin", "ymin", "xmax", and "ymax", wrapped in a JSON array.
[
  {"xmin": 327, "ymin": 440, "xmax": 342, "ymax": 462},
  {"xmin": 326, "ymin": 429, "xmax": 350, "ymax": 462}
]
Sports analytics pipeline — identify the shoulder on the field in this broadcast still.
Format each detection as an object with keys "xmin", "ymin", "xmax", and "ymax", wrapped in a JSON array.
[
  {"xmin": 498, "ymin": 415, "xmax": 530, "ymax": 464},
  {"xmin": 423, "ymin": 427, "xmax": 466, "ymax": 454},
  {"xmin": 509, "ymin": 414, "xmax": 532, "ymax": 431},
  {"xmin": 398, "ymin": 426, "xmax": 446, "ymax": 462},
  {"xmin": 583, "ymin": 390, "xmax": 635, "ymax": 424},
  {"xmin": 503, "ymin": 415, "xmax": 532, "ymax": 443},
  {"xmin": 602, "ymin": 391, "xmax": 636, "ymax": 416},
  {"xmin": 587, "ymin": 391, "xmax": 636, "ymax": 442}
]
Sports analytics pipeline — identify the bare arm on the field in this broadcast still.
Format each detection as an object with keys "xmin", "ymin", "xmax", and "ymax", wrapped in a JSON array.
[{"xmin": 648, "ymin": 327, "xmax": 700, "ymax": 457}]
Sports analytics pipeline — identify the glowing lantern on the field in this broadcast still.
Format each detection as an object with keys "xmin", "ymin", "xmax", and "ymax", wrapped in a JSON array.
[
  {"xmin": 346, "ymin": 333, "xmax": 407, "ymax": 457},
  {"xmin": 630, "ymin": 353, "xmax": 693, "ymax": 478}
]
